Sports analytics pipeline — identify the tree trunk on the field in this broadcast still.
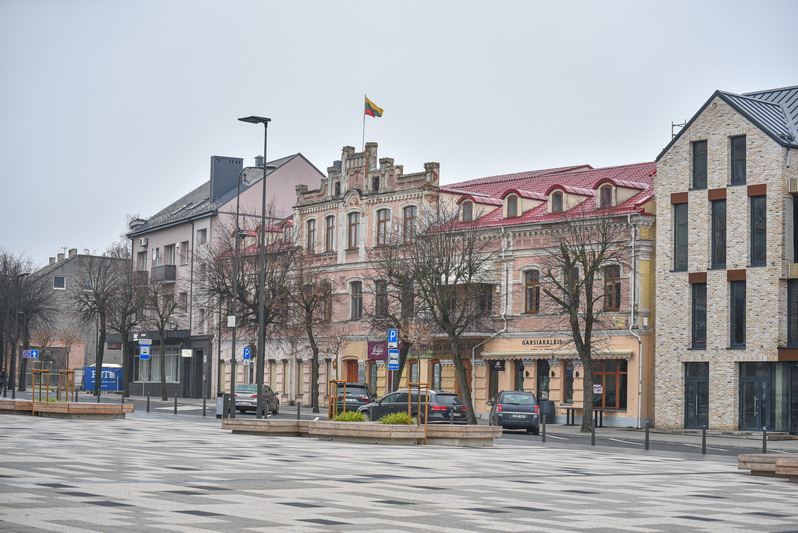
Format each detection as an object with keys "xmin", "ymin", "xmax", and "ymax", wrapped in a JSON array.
[
  {"xmin": 392, "ymin": 342, "xmax": 412, "ymax": 392},
  {"xmin": 159, "ymin": 331, "xmax": 167, "ymax": 400},
  {"xmin": 18, "ymin": 322, "xmax": 30, "ymax": 392},
  {"xmin": 95, "ymin": 315, "xmax": 106, "ymax": 397},
  {"xmin": 449, "ymin": 337, "xmax": 477, "ymax": 425},
  {"xmin": 306, "ymin": 321, "xmax": 320, "ymax": 413},
  {"xmin": 580, "ymin": 356, "xmax": 594, "ymax": 433},
  {"xmin": 121, "ymin": 335, "xmax": 131, "ymax": 398}
]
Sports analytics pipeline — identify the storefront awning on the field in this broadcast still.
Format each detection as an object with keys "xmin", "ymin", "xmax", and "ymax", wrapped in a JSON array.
[{"xmin": 481, "ymin": 350, "xmax": 634, "ymax": 361}]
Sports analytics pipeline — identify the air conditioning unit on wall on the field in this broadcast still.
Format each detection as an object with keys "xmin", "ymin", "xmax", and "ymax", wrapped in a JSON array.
[{"xmin": 139, "ymin": 238, "xmax": 148, "ymax": 247}]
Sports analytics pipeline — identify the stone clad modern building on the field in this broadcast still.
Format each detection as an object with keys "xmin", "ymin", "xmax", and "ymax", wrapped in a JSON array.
[{"xmin": 655, "ymin": 85, "xmax": 798, "ymax": 432}]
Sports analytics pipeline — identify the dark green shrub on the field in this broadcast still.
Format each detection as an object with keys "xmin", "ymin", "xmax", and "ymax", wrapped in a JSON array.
[
  {"xmin": 378, "ymin": 412, "xmax": 416, "ymax": 425},
  {"xmin": 332, "ymin": 411, "xmax": 368, "ymax": 422}
]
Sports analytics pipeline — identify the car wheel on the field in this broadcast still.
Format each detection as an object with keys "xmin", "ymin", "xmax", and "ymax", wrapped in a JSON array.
[
  {"xmin": 272, "ymin": 404, "xmax": 279, "ymax": 415},
  {"xmin": 236, "ymin": 407, "xmax": 243, "ymax": 413},
  {"xmin": 529, "ymin": 426, "xmax": 540, "ymax": 435}
]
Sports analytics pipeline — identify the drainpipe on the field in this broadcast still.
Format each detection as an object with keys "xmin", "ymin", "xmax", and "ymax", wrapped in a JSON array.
[
  {"xmin": 472, "ymin": 227, "xmax": 509, "ymax": 406},
  {"xmin": 627, "ymin": 213, "xmax": 644, "ymax": 429}
]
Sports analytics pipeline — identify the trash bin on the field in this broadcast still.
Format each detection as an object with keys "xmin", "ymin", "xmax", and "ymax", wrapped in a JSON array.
[
  {"xmin": 539, "ymin": 400, "xmax": 556, "ymax": 423},
  {"xmin": 215, "ymin": 395, "xmax": 226, "ymax": 418}
]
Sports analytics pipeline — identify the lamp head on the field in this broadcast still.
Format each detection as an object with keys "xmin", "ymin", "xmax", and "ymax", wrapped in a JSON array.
[{"xmin": 238, "ymin": 116, "xmax": 271, "ymax": 125}]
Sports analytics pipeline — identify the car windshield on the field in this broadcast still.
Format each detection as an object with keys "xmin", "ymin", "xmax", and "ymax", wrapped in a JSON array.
[
  {"xmin": 236, "ymin": 385, "xmax": 256, "ymax": 392},
  {"xmin": 502, "ymin": 393, "xmax": 535, "ymax": 405},
  {"xmin": 433, "ymin": 394, "xmax": 463, "ymax": 406},
  {"xmin": 338, "ymin": 385, "xmax": 368, "ymax": 396}
]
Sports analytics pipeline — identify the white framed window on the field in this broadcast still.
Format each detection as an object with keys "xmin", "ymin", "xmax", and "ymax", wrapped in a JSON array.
[{"xmin": 53, "ymin": 276, "xmax": 66, "ymax": 290}]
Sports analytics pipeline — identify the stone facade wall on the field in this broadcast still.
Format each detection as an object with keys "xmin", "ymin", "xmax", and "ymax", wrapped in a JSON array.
[{"xmin": 655, "ymin": 96, "xmax": 789, "ymax": 429}]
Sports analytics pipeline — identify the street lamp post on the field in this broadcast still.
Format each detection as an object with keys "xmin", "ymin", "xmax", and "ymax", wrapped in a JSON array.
[
  {"xmin": 238, "ymin": 115, "xmax": 271, "ymax": 419},
  {"xmin": 9, "ymin": 272, "xmax": 30, "ymax": 399},
  {"xmin": 227, "ymin": 165, "xmax": 251, "ymax": 419}
]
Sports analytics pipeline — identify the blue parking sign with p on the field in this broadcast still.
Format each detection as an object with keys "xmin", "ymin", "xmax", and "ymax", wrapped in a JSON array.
[
  {"xmin": 387, "ymin": 329, "xmax": 398, "ymax": 343},
  {"xmin": 243, "ymin": 347, "xmax": 251, "ymax": 360}
]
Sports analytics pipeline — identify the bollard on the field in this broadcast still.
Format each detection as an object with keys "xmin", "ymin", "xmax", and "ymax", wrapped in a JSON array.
[
  {"xmin": 146, "ymin": 394, "xmax": 150, "ymax": 413},
  {"xmin": 762, "ymin": 427, "xmax": 767, "ymax": 454},
  {"xmin": 645, "ymin": 421, "xmax": 650, "ymax": 451},
  {"xmin": 97, "ymin": 392, "xmax": 101, "ymax": 403},
  {"xmin": 702, "ymin": 425, "xmax": 707, "ymax": 455},
  {"xmin": 591, "ymin": 422, "xmax": 596, "ymax": 446},
  {"xmin": 541, "ymin": 415, "xmax": 546, "ymax": 443},
  {"xmin": 296, "ymin": 400, "xmax": 301, "ymax": 420},
  {"xmin": 174, "ymin": 396, "xmax": 178, "ymax": 415},
  {"xmin": 202, "ymin": 397, "xmax": 206, "ymax": 417},
  {"xmin": 449, "ymin": 411, "xmax": 454, "ymax": 424},
  {"xmin": 121, "ymin": 394, "xmax": 125, "ymax": 404}
]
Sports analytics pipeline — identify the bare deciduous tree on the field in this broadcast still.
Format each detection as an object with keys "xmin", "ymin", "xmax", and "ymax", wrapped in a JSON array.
[
  {"xmin": 381, "ymin": 201, "xmax": 499, "ymax": 424},
  {"xmin": 538, "ymin": 205, "xmax": 630, "ymax": 433},
  {"xmin": 142, "ymin": 279, "xmax": 181, "ymax": 400}
]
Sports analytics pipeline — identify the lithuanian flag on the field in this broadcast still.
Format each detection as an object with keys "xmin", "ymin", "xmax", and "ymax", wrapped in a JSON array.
[{"xmin": 364, "ymin": 96, "xmax": 383, "ymax": 118}]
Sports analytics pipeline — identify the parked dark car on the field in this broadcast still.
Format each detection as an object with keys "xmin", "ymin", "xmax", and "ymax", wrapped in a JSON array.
[
  {"xmin": 487, "ymin": 390, "xmax": 540, "ymax": 434},
  {"xmin": 334, "ymin": 382, "xmax": 375, "ymax": 413},
  {"xmin": 234, "ymin": 384, "xmax": 280, "ymax": 415},
  {"xmin": 358, "ymin": 389, "xmax": 468, "ymax": 423}
]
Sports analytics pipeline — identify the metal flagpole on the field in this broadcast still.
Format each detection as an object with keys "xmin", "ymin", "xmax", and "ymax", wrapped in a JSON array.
[{"xmin": 362, "ymin": 94, "xmax": 366, "ymax": 150}]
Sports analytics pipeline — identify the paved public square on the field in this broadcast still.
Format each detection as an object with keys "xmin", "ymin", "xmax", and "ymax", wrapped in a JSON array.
[{"xmin": 1, "ymin": 412, "xmax": 797, "ymax": 532}]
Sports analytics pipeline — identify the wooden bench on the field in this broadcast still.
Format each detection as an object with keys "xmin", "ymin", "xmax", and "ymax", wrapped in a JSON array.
[
  {"xmin": 738, "ymin": 454, "xmax": 798, "ymax": 482},
  {"xmin": 559, "ymin": 406, "xmax": 614, "ymax": 427}
]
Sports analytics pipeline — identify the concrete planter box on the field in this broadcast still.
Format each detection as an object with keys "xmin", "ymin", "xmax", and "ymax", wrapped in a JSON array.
[
  {"xmin": 0, "ymin": 399, "xmax": 133, "ymax": 419},
  {"xmin": 221, "ymin": 418, "xmax": 501, "ymax": 447}
]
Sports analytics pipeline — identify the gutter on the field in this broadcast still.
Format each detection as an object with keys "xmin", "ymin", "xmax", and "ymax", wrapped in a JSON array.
[{"xmin": 627, "ymin": 213, "xmax": 644, "ymax": 429}]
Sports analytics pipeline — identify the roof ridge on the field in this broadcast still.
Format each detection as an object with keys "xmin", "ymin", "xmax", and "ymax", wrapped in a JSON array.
[{"xmin": 742, "ymin": 85, "xmax": 798, "ymax": 96}]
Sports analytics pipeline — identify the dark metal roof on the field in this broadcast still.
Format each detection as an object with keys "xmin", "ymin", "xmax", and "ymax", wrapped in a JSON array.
[
  {"xmin": 657, "ymin": 85, "xmax": 798, "ymax": 161},
  {"xmin": 128, "ymin": 154, "xmax": 299, "ymax": 236}
]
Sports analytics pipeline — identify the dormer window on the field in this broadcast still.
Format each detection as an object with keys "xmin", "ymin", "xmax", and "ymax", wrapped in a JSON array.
[
  {"xmin": 507, "ymin": 195, "xmax": 518, "ymax": 218},
  {"xmin": 552, "ymin": 192, "xmax": 563, "ymax": 213},
  {"xmin": 600, "ymin": 186, "xmax": 612, "ymax": 209},
  {"xmin": 462, "ymin": 201, "xmax": 473, "ymax": 221}
]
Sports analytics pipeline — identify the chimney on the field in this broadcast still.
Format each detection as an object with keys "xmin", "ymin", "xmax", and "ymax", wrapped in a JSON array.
[
  {"xmin": 255, "ymin": 155, "xmax": 264, "ymax": 167},
  {"xmin": 57, "ymin": 253, "xmax": 65, "ymax": 262},
  {"xmin": 49, "ymin": 257, "xmax": 55, "ymax": 265},
  {"xmin": 68, "ymin": 248, "xmax": 77, "ymax": 258},
  {"xmin": 209, "ymin": 156, "xmax": 243, "ymax": 202}
]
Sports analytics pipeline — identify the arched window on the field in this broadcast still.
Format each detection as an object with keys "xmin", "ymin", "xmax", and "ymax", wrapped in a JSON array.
[
  {"xmin": 325, "ymin": 215, "xmax": 335, "ymax": 252},
  {"xmin": 552, "ymin": 192, "xmax": 563, "ymax": 213},
  {"xmin": 347, "ymin": 212, "xmax": 361, "ymax": 250},
  {"xmin": 350, "ymin": 280, "xmax": 363, "ymax": 319},
  {"xmin": 306, "ymin": 219, "xmax": 316, "ymax": 253},
  {"xmin": 376, "ymin": 208, "xmax": 390, "ymax": 246},
  {"xmin": 462, "ymin": 201, "xmax": 473, "ymax": 221},
  {"xmin": 600, "ymin": 186, "xmax": 612, "ymax": 208},
  {"xmin": 507, "ymin": 195, "xmax": 518, "ymax": 217},
  {"xmin": 604, "ymin": 265, "xmax": 621, "ymax": 310},
  {"xmin": 403, "ymin": 205, "xmax": 417, "ymax": 244},
  {"xmin": 524, "ymin": 270, "xmax": 540, "ymax": 313}
]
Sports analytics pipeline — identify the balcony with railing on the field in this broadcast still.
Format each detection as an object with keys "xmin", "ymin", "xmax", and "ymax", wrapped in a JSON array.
[{"xmin": 151, "ymin": 264, "xmax": 177, "ymax": 283}]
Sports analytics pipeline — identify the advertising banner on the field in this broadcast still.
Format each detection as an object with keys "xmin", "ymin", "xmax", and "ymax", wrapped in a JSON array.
[{"xmin": 83, "ymin": 366, "xmax": 123, "ymax": 391}]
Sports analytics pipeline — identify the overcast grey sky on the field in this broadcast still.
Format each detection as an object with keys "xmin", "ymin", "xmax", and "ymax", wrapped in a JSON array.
[{"xmin": 2, "ymin": 0, "xmax": 796, "ymax": 266}]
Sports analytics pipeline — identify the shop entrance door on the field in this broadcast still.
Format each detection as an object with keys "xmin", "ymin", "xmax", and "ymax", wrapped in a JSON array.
[
  {"xmin": 740, "ymin": 376, "xmax": 770, "ymax": 430},
  {"xmin": 684, "ymin": 362, "xmax": 708, "ymax": 429}
]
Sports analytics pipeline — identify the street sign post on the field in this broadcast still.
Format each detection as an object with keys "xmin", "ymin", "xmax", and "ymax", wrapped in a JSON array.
[
  {"xmin": 22, "ymin": 350, "xmax": 39, "ymax": 358},
  {"xmin": 388, "ymin": 349, "xmax": 400, "ymax": 371},
  {"xmin": 387, "ymin": 329, "xmax": 398, "ymax": 349},
  {"xmin": 140, "ymin": 345, "xmax": 150, "ymax": 360},
  {"xmin": 243, "ymin": 347, "xmax": 251, "ymax": 360}
]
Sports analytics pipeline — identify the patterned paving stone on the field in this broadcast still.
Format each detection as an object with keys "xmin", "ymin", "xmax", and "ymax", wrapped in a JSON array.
[{"xmin": 1, "ymin": 414, "xmax": 797, "ymax": 532}]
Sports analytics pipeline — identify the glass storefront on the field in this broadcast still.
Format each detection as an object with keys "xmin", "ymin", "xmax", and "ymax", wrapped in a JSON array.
[{"xmin": 739, "ymin": 362, "xmax": 798, "ymax": 433}]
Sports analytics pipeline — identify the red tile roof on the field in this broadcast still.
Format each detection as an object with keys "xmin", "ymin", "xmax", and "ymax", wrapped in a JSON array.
[{"xmin": 442, "ymin": 161, "xmax": 655, "ymax": 230}]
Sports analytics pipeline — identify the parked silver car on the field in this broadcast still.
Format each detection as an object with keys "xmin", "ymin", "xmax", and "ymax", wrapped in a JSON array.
[{"xmin": 234, "ymin": 384, "xmax": 280, "ymax": 415}]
